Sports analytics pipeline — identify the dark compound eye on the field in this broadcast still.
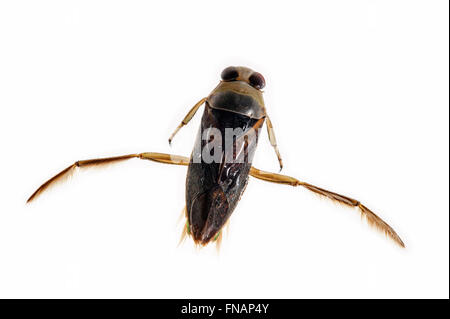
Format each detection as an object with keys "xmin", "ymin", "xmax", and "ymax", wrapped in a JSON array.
[
  {"xmin": 221, "ymin": 67, "xmax": 239, "ymax": 81},
  {"xmin": 249, "ymin": 72, "xmax": 265, "ymax": 90}
]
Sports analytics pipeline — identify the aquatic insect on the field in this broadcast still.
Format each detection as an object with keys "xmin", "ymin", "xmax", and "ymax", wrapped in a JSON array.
[{"xmin": 27, "ymin": 66, "xmax": 405, "ymax": 248}]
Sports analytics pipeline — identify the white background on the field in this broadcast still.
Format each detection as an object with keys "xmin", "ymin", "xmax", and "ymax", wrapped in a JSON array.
[{"xmin": 0, "ymin": 1, "xmax": 448, "ymax": 298}]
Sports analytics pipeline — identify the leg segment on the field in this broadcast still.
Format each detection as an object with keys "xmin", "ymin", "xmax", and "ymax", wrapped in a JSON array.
[
  {"xmin": 249, "ymin": 167, "xmax": 405, "ymax": 248},
  {"xmin": 139, "ymin": 152, "xmax": 189, "ymax": 166},
  {"xmin": 265, "ymin": 115, "xmax": 283, "ymax": 171},
  {"xmin": 27, "ymin": 152, "xmax": 190, "ymax": 203},
  {"xmin": 168, "ymin": 97, "xmax": 207, "ymax": 145}
]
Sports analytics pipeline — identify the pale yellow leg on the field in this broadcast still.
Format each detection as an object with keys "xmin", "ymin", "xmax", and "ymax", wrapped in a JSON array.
[
  {"xmin": 168, "ymin": 97, "xmax": 207, "ymax": 145},
  {"xmin": 265, "ymin": 115, "xmax": 283, "ymax": 171}
]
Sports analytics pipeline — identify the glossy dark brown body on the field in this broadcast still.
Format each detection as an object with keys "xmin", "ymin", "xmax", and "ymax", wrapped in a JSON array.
[{"xmin": 186, "ymin": 88, "xmax": 265, "ymax": 245}]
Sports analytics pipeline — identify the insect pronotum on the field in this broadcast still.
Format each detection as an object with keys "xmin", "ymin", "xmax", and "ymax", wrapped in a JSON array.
[{"xmin": 27, "ymin": 66, "xmax": 405, "ymax": 248}]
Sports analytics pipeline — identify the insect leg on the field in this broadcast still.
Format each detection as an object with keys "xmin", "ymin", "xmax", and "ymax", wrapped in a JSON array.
[
  {"xmin": 249, "ymin": 166, "xmax": 405, "ymax": 248},
  {"xmin": 27, "ymin": 152, "xmax": 190, "ymax": 203},
  {"xmin": 168, "ymin": 97, "xmax": 207, "ymax": 145},
  {"xmin": 139, "ymin": 152, "xmax": 189, "ymax": 166},
  {"xmin": 265, "ymin": 115, "xmax": 283, "ymax": 171}
]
